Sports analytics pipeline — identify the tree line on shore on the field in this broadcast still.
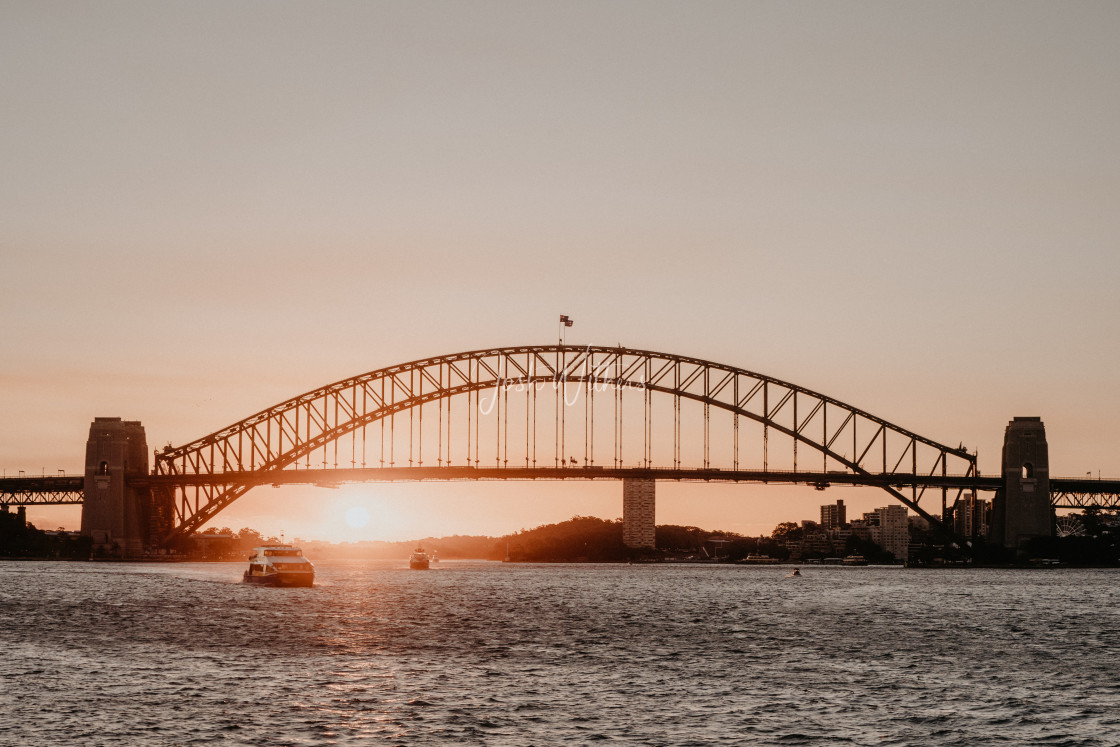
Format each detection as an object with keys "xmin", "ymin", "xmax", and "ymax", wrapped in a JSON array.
[
  {"xmin": 4, "ymin": 508, "xmax": 1118, "ymax": 564},
  {"xmin": 496, "ymin": 516, "xmax": 789, "ymax": 562},
  {"xmin": 0, "ymin": 511, "xmax": 92, "ymax": 558},
  {"xmin": 192, "ymin": 518, "xmax": 783, "ymax": 562}
]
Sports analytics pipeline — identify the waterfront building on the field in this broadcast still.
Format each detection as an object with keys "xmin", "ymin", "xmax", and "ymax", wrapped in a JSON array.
[
  {"xmin": 870, "ymin": 505, "xmax": 909, "ymax": 561},
  {"xmin": 821, "ymin": 499, "xmax": 846, "ymax": 530},
  {"xmin": 829, "ymin": 527, "xmax": 853, "ymax": 545},
  {"xmin": 847, "ymin": 520, "xmax": 872, "ymax": 541},
  {"xmin": 802, "ymin": 531, "xmax": 834, "ymax": 556},
  {"xmin": 951, "ymin": 493, "xmax": 991, "ymax": 538}
]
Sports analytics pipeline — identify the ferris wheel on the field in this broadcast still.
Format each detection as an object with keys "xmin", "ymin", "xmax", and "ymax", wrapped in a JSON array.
[{"xmin": 1055, "ymin": 515, "xmax": 1085, "ymax": 538}]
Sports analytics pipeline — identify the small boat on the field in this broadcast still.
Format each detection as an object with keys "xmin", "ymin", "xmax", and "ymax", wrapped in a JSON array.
[
  {"xmin": 842, "ymin": 554, "xmax": 870, "ymax": 566},
  {"xmin": 409, "ymin": 546, "xmax": 430, "ymax": 570},
  {"xmin": 430, "ymin": 550, "xmax": 439, "ymax": 564},
  {"xmin": 243, "ymin": 545, "xmax": 314, "ymax": 587}
]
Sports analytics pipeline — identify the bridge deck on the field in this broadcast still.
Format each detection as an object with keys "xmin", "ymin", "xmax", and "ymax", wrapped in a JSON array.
[
  {"xmin": 3, "ymin": 471, "xmax": 1118, "ymax": 509},
  {"xmin": 0, "ymin": 475, "xmax": 84, "ymax": 505},
  {"xmin": 131, "ymin": 466, "xmax": 1004, "ymax": 490}
]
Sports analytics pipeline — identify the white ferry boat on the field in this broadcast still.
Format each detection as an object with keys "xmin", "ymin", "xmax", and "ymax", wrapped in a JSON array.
[
  {"xmin": 243, "ymin": 545, "xmax": 315, "ymax": 587},
  {"xmin": 409, "ymin": 547, "xmax": 430, "ymax": 570}
]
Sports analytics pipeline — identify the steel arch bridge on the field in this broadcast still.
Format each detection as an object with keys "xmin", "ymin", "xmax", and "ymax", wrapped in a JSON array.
[{"xmin": 151, "ymin": 344, "xmax": 979, "ymax": 543}]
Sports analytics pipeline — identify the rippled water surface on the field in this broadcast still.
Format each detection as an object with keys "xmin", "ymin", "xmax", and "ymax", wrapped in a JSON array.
[{"xmin": 2, "ymin": 560, "xmax": 1119, "ymax": 746}]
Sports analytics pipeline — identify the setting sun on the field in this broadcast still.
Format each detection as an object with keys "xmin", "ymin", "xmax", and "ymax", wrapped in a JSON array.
[
  {"xmin": 344, "ymin": 505, "xmax": 370, "ymax": 530},
  {"xmin": 318, "ymin": 487, "xmax": 414, "ymax": 542}
]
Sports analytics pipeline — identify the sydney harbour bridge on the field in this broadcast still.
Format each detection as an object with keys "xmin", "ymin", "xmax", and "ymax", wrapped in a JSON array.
[{"xmin": 3, "ymin": 344, "xmax": 1119, "ymax": 555}]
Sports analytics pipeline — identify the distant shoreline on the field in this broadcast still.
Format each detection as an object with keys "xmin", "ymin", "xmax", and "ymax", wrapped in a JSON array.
[{"xmin": 2, "ymin": 556, "xmax": 1114, "ymax": 569}]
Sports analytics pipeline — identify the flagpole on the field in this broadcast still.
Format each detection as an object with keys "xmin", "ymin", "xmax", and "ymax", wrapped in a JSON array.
[
  {"xmin": 556, "ymin": 314, "xmax": 572, "ymax": 467},
  {"xmin": 557, "ymin": 318, "xmax": 564, "ymax": 470},
  {"xmin": 559, "ymin": 314, "xmax": 572, "ymax": 347}
]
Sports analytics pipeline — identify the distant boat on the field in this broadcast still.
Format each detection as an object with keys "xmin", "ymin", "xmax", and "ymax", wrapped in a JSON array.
[
  {"xmin": 741, "ymin": 554, "xmax": 780, "ymax": 565},
  {"xmin": 409, "ymin": 547, "xmax": 430, "ymax": 570},
  {"xmin": 842, "ymin": 555, "xmax": 869, "ymax": 566},
  {"xmin": 430, "ymin": 550, "xmax": 439, "ymax": 564},
  {"xmin": 243, "ymin": 545, "xmax": 314, "ymax": 587}
]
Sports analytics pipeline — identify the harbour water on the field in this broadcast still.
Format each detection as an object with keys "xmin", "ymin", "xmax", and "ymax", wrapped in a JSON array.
[{"xmin": 1, "ymin": 560, "xmax": 1118, "ymax": 746}]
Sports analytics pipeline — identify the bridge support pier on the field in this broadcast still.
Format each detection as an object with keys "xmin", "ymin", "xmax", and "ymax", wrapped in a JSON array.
[
  {"xmin": 81, "ymin": 417, "xmax": 152, "ymax": 555},
  {"xmin": 622, "ymin": 478, "xmax": 656, "ymax": 549},
  {"xmin": 989, "ymin": 417, "xmax": 1051, "ymax": 550}
]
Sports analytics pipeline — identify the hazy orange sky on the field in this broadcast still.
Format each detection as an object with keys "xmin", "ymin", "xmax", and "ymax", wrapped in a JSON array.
[{"xmin": 3, "ymin": 2, "xmax": 1119, "ymax": 542}]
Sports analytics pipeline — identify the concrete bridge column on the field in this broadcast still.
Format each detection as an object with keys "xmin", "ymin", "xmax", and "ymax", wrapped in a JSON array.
[
  {"xmin": 81, "ymin": 417, "xmax": 150, "ymax": 555},
  {"xmin": 623, "ymin": 478, "xmax": 656, "ymax": 549},
  {"xmin": 989, "ymin": 417, "xmax": 1051, "ymax": 549}
]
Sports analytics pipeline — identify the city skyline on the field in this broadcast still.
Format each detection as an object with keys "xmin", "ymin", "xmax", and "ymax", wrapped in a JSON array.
[{"xmin": 4, "ymin": 2, "xmax": 1119, "ymax": 542}]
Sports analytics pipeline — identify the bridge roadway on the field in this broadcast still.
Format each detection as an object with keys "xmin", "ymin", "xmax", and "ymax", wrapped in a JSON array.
[
  {"xmin": 134, "ymin": 466, "xmax": 1002, "ymax": 490},
  {"xmin": 4, "ymin": 470, "xmax": 1120, "ymax": 509}
]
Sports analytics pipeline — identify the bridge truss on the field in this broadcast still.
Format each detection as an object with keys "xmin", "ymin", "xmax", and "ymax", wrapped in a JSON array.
[
  {"xmin": 0, "ymin": 475, "xmax": 84, "ymax": 505},
  {"xmin": 1050, "ymin": 480, "xmax": 1120, "ymax": 510},
  {"xmin": 154, "ymin": 345, "xmax": 980, "ymax": 541}
]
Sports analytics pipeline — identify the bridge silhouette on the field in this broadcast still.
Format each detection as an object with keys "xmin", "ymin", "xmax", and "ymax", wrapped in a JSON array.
[{"xmin": 3, "ymin": 344, "xmax": 1119, "ymax": 553}]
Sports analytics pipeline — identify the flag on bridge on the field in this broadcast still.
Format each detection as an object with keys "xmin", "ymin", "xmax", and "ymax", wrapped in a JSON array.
[{"xmin": 560, "ymin": 315, "xmax": 573, "ymax": 327}]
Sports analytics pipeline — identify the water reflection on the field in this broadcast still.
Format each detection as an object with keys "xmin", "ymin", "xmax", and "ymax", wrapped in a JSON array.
[{"xmin": 1, "ymin": 561, "xmax": 1117, "ymax": 745}]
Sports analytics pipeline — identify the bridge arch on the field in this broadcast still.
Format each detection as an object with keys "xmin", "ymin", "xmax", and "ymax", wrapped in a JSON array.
[{"xmin": 154, "ymin": 345, "xmax": 977, "ymax": 541}]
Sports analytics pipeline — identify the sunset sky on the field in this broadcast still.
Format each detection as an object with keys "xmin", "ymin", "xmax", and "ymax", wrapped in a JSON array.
[{"xmin": 3, "ymin": 1, "xmax": 1119, "ymax": 542}]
